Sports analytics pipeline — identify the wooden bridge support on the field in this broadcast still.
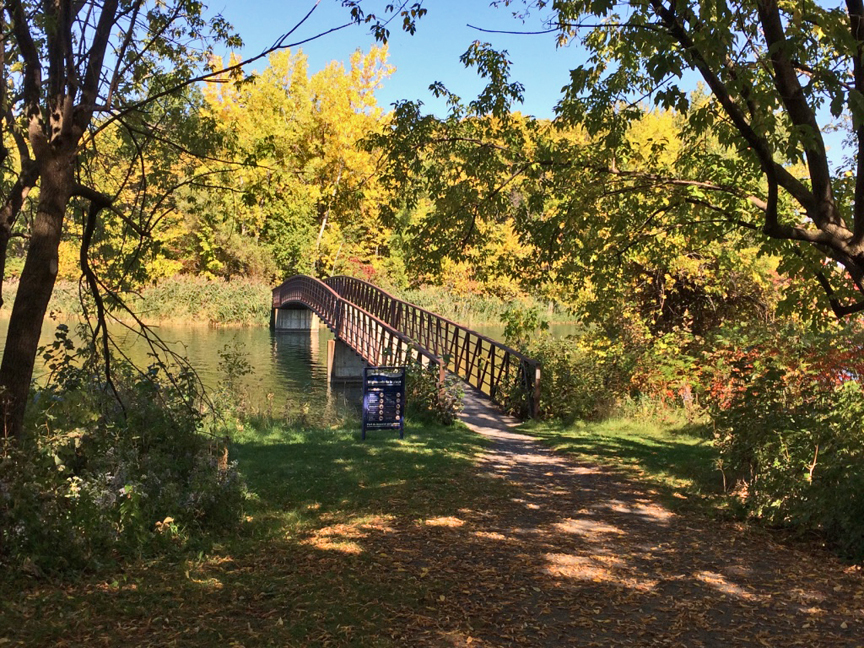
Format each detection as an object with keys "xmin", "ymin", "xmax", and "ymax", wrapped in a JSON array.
[
  {"xmin": 327, "ymin": 338, "xmax": 367, "ymax": 384},
  {"xmin": 271, "ymin": 306, "xmax": 320, "ymax": 331}
]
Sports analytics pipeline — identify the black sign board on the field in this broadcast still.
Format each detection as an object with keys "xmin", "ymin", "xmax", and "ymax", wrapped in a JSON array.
[{"xmin": 362, "ymin": 366, "xmax": 406, "ymax": 440}]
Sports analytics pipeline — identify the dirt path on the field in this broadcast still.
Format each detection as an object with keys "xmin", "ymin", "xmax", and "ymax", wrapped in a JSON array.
[{"xmin": 437, "ymin": 390, "xmax": 864, "ymax": 647}]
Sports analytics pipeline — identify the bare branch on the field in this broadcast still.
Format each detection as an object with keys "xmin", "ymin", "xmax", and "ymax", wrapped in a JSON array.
[
  {"xmin": 79, "ymin": 189, "xmax": 123, "ymax": 408},
  {"xmin": 76, "ymin": 0, "xmax": 119, "ymax": 133},
  {"xmin": 105, "ymin": 1, "xmax": 143, "ymax": 110},
  {"xmin": 71, "ymin": 183, "xmax": 146, "ymax": 237},
  {"xmin": 591, "ymin": 165, "xmax": 769, "ymax": 211},
  {"xmin": 80, "ymin": 19, "xmax": 354, "ymax": 150}
]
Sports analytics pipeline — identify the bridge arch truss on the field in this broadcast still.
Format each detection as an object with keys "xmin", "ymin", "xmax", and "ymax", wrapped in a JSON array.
[{"xmin": 272, "ymin": 275, "xmax": 541, "ymax": 418}]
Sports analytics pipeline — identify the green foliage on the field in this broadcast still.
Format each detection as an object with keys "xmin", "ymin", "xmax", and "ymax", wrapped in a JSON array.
[
  {"xmin": 501, "ymin": 306, "xmax": 695, "ymax": 421},
  {"xmin": 211, "ymin": 338, "xmax": 255, "ymax": 419},
  {"xmin": 0, "ymin": 326, "xmax": 246, "ymax": 573},
  {"xmin": 514, "ymin": 333, "xmax": 628, "ymax": 421},
  {"xmin": 218, "ymin": 339, "xmax": 254, "ymax": 394},
  {"xmin": 538, "ymin": 0, "xmax": 864, "ymax": 318},
  {"xmin": 405, "ymin": 361, "xmax": 464, "ymax": 426},
  {"xmin": 133, "ymin": 276, "xmax": 273, "ymax": 325},
  {"xmin": 501, "ymin": 306, "xmax": 550, "ymax": 347},
  {"xmin": 701, "ymin": 324, "xmax": 864, "ymax": 557},
  {"xmin": 375, "ymin": 96, "xmax": 784, "ymax": 335}
]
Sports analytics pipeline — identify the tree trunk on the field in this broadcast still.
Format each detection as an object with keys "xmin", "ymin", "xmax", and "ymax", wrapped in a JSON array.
[
  {"xmin": 0, "ymin": 153, "xmax": 72, "ymax": 439},
  {"xmin": 0, "ymin": 225, "xmax": 10, "ymax": 309}
]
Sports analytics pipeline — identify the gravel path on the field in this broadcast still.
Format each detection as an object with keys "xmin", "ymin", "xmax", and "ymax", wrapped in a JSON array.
[{"xmin": 448, "ymin": 390, "xmax": 864, "ymax": 647}]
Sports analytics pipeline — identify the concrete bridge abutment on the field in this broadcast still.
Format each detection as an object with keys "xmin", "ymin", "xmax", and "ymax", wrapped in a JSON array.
[
  {"xmin": 327, "ymin": 338, "xmax": 367, "ymax": 384},
  {"xmin": 271, "ymin": 306, "xmax": 320, "ymax": 331}
]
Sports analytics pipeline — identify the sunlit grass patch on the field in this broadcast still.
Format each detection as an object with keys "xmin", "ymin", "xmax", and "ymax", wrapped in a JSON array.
[{"xmin": 521, "ymin": 416, "xmax": 724, "ymax": 512}]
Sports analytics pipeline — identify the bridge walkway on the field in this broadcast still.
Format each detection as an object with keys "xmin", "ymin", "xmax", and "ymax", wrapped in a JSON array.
[{"xmin": 271, "ymin": 275, "xmax": 541, "ymax": 418}]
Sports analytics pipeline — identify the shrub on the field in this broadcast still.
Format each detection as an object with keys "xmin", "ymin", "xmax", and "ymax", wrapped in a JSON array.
[
  {"xmin": 136, "ymin": 275, "xmax": 272, "ymax": 325},
  {"xmin": 0, "ymin": 325, "xmax": 247, "ymax": 573},
  {"xmin": 501, "ymin": 307, "xmax": 633, "ymax": 420},
  {"xmin": 526, "ymin": 335, "xmax": 630, "ymax": 420},
  {"xmin": 702, "ymin": 325, "xmax": 864, "ymax": 558},
  {"xmin": 405, "ymin": 360, "xmax": 464, "ymax": 426}
]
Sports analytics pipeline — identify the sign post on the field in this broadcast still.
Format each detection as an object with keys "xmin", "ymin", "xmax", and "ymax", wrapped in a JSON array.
[{"xmin": 362, "ymin": 366, "xmax": 406, "ymax": 440}]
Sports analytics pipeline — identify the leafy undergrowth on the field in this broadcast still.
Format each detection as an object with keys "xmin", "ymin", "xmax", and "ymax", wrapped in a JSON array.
[
  {"xmin": 0, "ymin": 417, "xmax": 509, "ymax": 647},
  {"xmin": 520, "ymin": 416, "xmax": 725, "ymax": 515},
  {"xmin": 2, "ymin": 413, "xmax": 862, "ymax": 647}
]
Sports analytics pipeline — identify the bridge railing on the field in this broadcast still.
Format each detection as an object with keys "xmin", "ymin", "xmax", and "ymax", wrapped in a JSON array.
[
  {"xmin": 272, "ymin": 275, "xmax": 443, "ymax": 373},
  {"xmin": 325, "ymin": 276, "xmax": 541, "ymax": 418}
]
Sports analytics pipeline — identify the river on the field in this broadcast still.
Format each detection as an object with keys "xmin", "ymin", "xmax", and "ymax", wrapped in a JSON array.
[{"xmin": 0, "ymin": 316, "xmax": 577, "ymax": 416}]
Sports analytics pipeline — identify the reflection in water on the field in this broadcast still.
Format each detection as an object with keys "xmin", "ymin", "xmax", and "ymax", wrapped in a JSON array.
[
  {"xmin": 0, "ymin": 317, "xmax": 362, "ymax": 418},
  {"xmin": 267, "ymin": 329, "xmax": 362, "ymax": 418},
  {"xmin": 0, "ymin": 316, "xmax": 572, "ymax": 419}
]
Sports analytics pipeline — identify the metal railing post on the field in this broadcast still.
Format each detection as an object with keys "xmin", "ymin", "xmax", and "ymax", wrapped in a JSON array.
[{"xmin": 532, "ymin": 365, "xmax": 541, "ymax": 419}]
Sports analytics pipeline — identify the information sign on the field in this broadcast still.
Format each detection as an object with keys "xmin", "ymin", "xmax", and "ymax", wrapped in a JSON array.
[{"xmin": 362, "ymin": 367, "xmax": 406, "ymax": 440}]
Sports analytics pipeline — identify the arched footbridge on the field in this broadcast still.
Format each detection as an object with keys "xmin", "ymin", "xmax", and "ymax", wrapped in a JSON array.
[{"xmin": 271, "ymin": 275, "xmax": 541, "ymax": 418}]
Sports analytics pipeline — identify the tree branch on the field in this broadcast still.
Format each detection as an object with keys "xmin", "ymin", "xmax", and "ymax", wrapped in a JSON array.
[
  {"xmin": 590, "ymin": 165, "xmax": 769, "ymax": 211},
  {"xmin": 5, "ymin": 0, "xmax": 45, "ymax": 153},
  {"xmin": 105, "ymin": 1, "xmax": 143, "ymax": 110},
  {"xmin": 71, "ymin": 183, "xmax": 146, "ymax": 237},
  {"xmin": 79, "ymin": 188, "xmax": 123, "ymax": 408},
  {"xmin": 75, "ymin": 0, "xmax": 119, "ymax": 133},
  {"xmin": 757, "ymin": 0, "xmax": 839, "ymax": 229},
  {"xmin": 79, "ymin": 18, "xmax": 354, "ymax": 150},
  {"xmin": 848, "ymin": 0, "xmax": 864, "ymax": 243},
  {"xmin": 647, "ymin": 0, "xmax": 820, "ymax": 219}
]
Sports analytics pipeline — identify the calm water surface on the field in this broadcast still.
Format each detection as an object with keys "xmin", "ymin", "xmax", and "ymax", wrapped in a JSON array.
[
  {"xmin": 0, "ymin": 316, "xmax": 576, "ymax": 415},
  {"xmin": 0, "ymin": 317, "xmax": 361, "ymax": 415}
]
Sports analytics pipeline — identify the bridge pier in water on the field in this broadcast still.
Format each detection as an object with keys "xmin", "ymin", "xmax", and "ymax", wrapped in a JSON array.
[
  {"xmin": 327, "ymin": 339, "xmax": 367, "ymax": 384},
  {"xmin": 271, "ymin": 306, "xmax": 320, "ymax": 331}
]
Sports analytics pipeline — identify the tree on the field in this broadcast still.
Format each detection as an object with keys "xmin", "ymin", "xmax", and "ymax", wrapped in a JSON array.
[
  {"xmin": 372, "ymin": 0, "xmax": 864, "ymax": 323},
  {"xmin": 373, "ymin": 104, "xmax": 779, "ymax": 333},
  {"xmin": 193, "ymin": 45, "xmax": 393, "ymax": 280},
  {"xmin": 0, "ymin": 0, "xmax": 364, "ymax": 439},
  {"xmin": 544, "ymin": 0, "xmax": 864, "ymax": 317}
]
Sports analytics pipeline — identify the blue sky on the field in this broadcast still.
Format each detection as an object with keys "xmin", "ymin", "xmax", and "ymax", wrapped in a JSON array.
[{"xmin": 208, "ymin": 0, "xmax": 585, "ymax": 118}]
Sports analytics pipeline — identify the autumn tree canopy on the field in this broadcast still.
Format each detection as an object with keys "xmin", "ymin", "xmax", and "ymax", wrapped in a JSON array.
[
  {"xmin": 372, "ymin": 0, "xmax": 864, "ymax": 324},
  {"xmin": 0, "ymin": 0, "xmax": 364, "ymax": 438}
]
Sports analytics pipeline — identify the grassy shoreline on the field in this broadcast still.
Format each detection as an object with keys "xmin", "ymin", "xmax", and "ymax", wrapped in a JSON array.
[
  {"xmin": 2, "ymin": 276, "xmax": 578, "ymax": 328},
  {"xmin": 2, "ymin": 276, "xmax": 273, "ymax": 327}
]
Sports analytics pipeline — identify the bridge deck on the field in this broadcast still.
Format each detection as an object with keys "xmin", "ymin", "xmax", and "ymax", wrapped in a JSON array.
[{"xmin": 272, "ymin": 275, "xmax": 540, "ymax": 418}]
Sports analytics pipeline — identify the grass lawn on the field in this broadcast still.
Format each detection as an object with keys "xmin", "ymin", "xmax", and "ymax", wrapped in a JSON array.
[
  {"xmin": 1, "ymin": 410, "xmax": 735, "ymax": 647},
  {"xmin": 520, "ymin": 415, "xmax": 726, "ymax": 513},
  {"xmin": 0, "ymin": 416, "xmax": 510, "ymax": 647}
]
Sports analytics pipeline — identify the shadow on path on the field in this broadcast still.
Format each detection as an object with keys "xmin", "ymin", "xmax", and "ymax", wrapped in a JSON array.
[{"xmin": 437, "ymin": 390, "xmax": 864, "ymax": 647}]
